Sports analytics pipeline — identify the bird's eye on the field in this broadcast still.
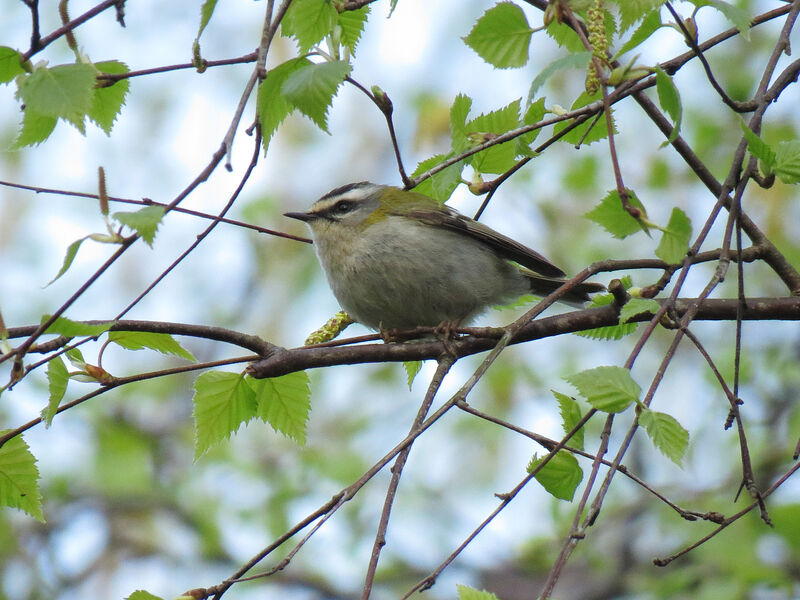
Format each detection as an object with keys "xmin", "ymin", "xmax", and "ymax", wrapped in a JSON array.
[{"xmin": 333, "ymin": 200, "xmax": 353, "ymax": 214}]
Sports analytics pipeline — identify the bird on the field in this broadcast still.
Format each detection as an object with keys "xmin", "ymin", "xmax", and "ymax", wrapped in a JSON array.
[{"xmin": 284, "ymin": 182, "xmax": 604, "ymax": 331}]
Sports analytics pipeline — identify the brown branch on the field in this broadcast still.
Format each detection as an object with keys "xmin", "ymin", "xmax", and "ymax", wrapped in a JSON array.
[
  {"xmin": 456, "ymin": 401, "xmax": 712, "ymax": 522},
  {"xmin": 247, "ymin": 297, "xmax": 800, "ymax": 378},
  {"xmin": 403, "ymin": 408, "xmax": 596, "ymax": 599},
  {"xmin": 664, "ymin": 2, "xmax": 755, "ymax": 112},
  {"xmin": 115, "ymin": 131, "xmax": 262, "ymax": 319},
  {"xmin": 0, "ymin": 355, "xmax": 256, "ymax": 450},
  {"xmin": 655, "ymin": 458, "xmax": 800, "ymax": 566},
  {"xmin": 0, "ymin": 180, "xmax": 312, "ymax": 244},
  {"xmin": 632, "ymin": 92, "xmax": 800, "ymax": 294},
  {"xmin": 23, "ymin": 0, "xmax": 124, "ymax": 60},
  {"xmin": 96, "ymin": 53, "xmax": 259, "ymax": 83},
  {"xmin": 0, "ymin": 143, "xmax": 227, "ymax": 368},
  {"xmin": 6, "ymin": 320, "xmax": 280, "ymax": 356},
  {"xmin": 337, "ymin": 0, "xmax": 380, "ymax": 10},
  {"xmin": 345, "ymin": 78, "xmax": 410, "ymax": 187},
  {"xmin": 361, "ymin": 357, "xmax": 454, "ymax": 600}
]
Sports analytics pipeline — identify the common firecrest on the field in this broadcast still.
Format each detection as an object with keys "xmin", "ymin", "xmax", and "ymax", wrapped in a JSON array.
[{"xmin": 284, "ymin": 182, "xmax": 604, "ymax": 331}]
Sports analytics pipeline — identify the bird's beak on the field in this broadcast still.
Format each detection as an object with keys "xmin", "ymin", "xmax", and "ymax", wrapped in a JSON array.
[{"xmin": 284, "ymin": 211, "xmax": 316, "ymax": 222}]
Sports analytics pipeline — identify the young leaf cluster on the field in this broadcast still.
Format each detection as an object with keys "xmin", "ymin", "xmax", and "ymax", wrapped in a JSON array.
[
  {"xmin": 39, "ymin": 317, "xmax": 196, "ymax": 425},
  {"xmin": 560, "ymin": 366, "xmax": 689, "ymax": 466},
  {"xmin": 412, "ymin": 94, "xmax": 550, "ymax": 202},
  {"xmin": 192, "ymin": 370, "xmax": 311, "ymax": 459},
  {"xmin": 0, "ymin": 46, "xmax": 130, "ymax": 146},
  {"xmin": 257, "ymin": 1, "xmax": 369, "ymax": 152},
  {"xmin": 741, "ymin": 122, "xmax": 800, "ymax": 185},
  {"xmin": 585, "ymin": 190, "xmax": 692, "ymax": 265}
]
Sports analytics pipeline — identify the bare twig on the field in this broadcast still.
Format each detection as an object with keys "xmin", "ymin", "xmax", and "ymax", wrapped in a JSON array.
[
  {"xmin": 22, "ymin": 0, "xmax": 124, "ymax": 60},
  {"xmin": 361, "ymin": 357, "xmax": 454, "ymax": 600},
  {"xmin": 0, "ymin": 180, "xmax": 312, "ymax": 243}
]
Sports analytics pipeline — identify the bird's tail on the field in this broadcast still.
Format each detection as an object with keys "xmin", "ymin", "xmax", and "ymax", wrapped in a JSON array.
[{"xmin": 523, "ymin": 270, "xmax": 605, "ymax": 307}]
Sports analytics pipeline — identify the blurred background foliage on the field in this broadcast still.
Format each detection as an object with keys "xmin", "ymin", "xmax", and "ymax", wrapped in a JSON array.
[{"xmin": 0, "ymin": 1, "xmax": 799, "ymax": 599}]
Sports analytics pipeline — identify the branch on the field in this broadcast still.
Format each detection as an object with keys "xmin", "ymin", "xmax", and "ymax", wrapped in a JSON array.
[
  {"xmin": 247, "ymin": 297, "xmax": 800, "ymax": 378},
  {"xmin": 6, "ymin": 320, "xmax": 280, "ymax": 356},
  {"xmin": 23, "ymin": 0, "xmax": 124, "ymax": 60},
  {"xmin": 664, "ymin": 2, "xmax": 755, "ymax": 112},
  {"xmin": 0, "ymin": 179, "xmax": 312, "ymax": 244},
  {"xmin": 361, "ymin": 357, "xmax": 454, "ymax": 599}
]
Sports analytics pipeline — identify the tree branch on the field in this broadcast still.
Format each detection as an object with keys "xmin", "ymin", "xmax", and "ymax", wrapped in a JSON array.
[{"xmin": 247, "ymin": 297, "xmax": 800, "ymax": 378}]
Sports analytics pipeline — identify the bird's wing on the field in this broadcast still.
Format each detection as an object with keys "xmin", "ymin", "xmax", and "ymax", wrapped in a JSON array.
[{"xmin": 400, "ymin": 206, "xmax": 566, "ymax": 278}]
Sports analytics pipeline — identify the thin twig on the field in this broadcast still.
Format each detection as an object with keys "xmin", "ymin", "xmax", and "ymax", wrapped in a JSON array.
[
  {"xmin": 361, "ymin": 357, "xmax": 454, "ymax": 600},
  {"xmin": 655, "ymin": 458, "xmax": 800, "ymax": 566},
  {"xmin": 0, "ymin": 180, "xmax": 312, "ymax": 243},
  {"xmin": 22, "ymin": 0, "xmax": 123, "ymax": 60},
  {"xmin": 403, "ymin": 408, "xmax": 596, "ymax": 599},
  {"xmin": 115, "ymin": 131, "xmax": 262, "ymax": 320},
  {"xmin": 456, "ymin": 401, "xmax": 712, "ymax": 522},
  {"xmin": 664, "ymin": 2, "xmax": 754, "ymax": 112},
  {"xmin": 0, "ymin": 355, "xmax": 256, "ymax": 450}
]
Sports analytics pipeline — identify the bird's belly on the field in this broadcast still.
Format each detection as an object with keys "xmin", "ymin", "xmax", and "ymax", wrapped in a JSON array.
[{"xmin": 322, "ymin": 226, "xmax": 526, "ymax": 329}]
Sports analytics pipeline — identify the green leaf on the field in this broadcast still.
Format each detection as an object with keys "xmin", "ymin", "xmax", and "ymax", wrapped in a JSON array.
[
  {"xmin": 108, "ymin": 331, "xmax": 196, "ymax": 361},
  {"xmin": 282, "ymin": 0, "xmax": 338, "ymax": 52},
  {"xmin": 193, "ymin": 371, "xmax": 258, "ymax": 459},
  {"xmin": 0, "ymin": 46, "xmax": 26, "ymax": 84},
  {"xmin": 281, "ymin": 60, "xmax": 351, "ymax": 132},
  {"xmin": 466, "ymin": 98, "xmax": 521, "ymax": 174},
  {"xmin": 639, "ymin": 408, "xmax": 689, "ymax": 466},
  {"xmin": 0, "ymin": 433, "xmax": 44, "ymax": 522},
  {"xmin": 576, "ymin": 288, "xmax": 640, "ymax": 339},
  {"xmin": 457, "ymin": 584, "xmax": 500, "ymax": 600},
  {"xmin": 65, "ymin": 347, "xmax": 86, "ymax": 370},
  {"xmin": 565, "ymin": 365, "xmax": 640, "ymax": 413},
  {"xmin": 43, "ymin": 316, "xmax": 114, "ymax": 337},
  {"xmin": 404, "ymin": 361, "xmax": 423, "ymax": 390},
  {"xmin": 410, "ymin": 154, "xmax": 464, "ymax": 202},
  {"xmin": 42, "ymin": 356, "xmax": 69, "ymax": 427},
  {"xmin": 584, "ymin": 189, "xmax": 648, "ymax": 239},
  {"xmin": 528, "ymin": 450, "xmax": 583, "ymax": 501},
  {"xmin": 89, "ymin": 61, "xmax": 129, "ymax": 134},
  {"xmin": 17, "ymin": 63, "xmax": 96, "ymax": 129},
  {"xmin": 655, "ymin": 207, "xmax": 692, "ymax": 264},
  {"xmin": 554, "ymin": 90, "xmax": 613, "ymax": 145},
  {"xmin": 337, "ymin": 6, "xmax": 369, "ymax": 53},
  {"xmin": 450, "ymin": 93, "xmax": 473, "ymax": 153},
  {"xmin": 775, "ymin": 140, "xmax": 800, "ymax": 184},
  {"xmin": 654, "ymin": 66, "xmax": 682, "ymax": 145},
  {"xmin": 462, "ymin": 2, "xmax": 532, "ymax": 69},
  {"xmin": 740, "ymin": 121, "xmax": 777, "ymax": 178},
  {"xmin": 257, "ymin": 57, "xmax": 311, "ymax": 151},
  {"xmin": 576, "ymin": 321, "xmax": 637, "ymax": 340},
  {"xmin": 553, "ymin": 390, "xmax": 584, "ymax": 450},
  {"xmin": 527, "ymin": 52, "xmax": 591, "ymax": 101},
  {"xmin": 619, "ymin": 298, "xmax": 660, "ymax": 324},
  {"xmin": 47, "ymin": 236, "xmax": 88, "ymax": 285},
  {"xmin": 126, "ymin": 591, "xmax": 164, "ymax": 600},
  {"xmin": 248, "ymin": 372, "xmax": 311, "ymax": 444},
  {"xmin": 616, "ymin": 0, "xmax": 666, "ymax": 32},
  {"xmin": 13, "ymin": 108, "xmax": 57, "ymax": 148},
  {"xmin": 113, "ymin": 205, "xmax": 165, "ymax": 246},
  {"xmin": 689, "ymin": 0, "xmax": 751, "ymax": 40},
  {"xmin": 198, "ymin": 0, "xmax": 219, "ymax": 37},
  {"xmin": 615, "ymin": 9, "xmax": 662, "ymax": 58}
]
